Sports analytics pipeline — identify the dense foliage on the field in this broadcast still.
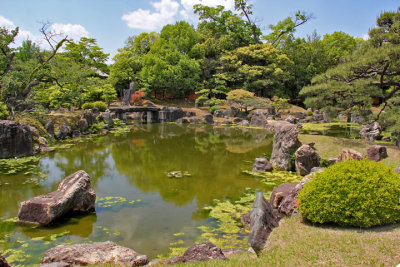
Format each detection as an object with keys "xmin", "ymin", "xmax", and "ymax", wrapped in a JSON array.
[
  {"xmin": 301, "ymin": 8, "xmax": 400, "ymax": 130},
  {"xmin": 298, "ymin": 160, "xmax": 400, "ymax": 227}
]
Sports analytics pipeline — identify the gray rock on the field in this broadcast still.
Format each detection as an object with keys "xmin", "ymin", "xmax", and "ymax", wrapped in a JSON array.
[
  {"xmin": 222, "ymin": 120, "xmax": 232, "ymax": 125},
  {"xmin": 313, "ymin": 113, "xmax": 324, "ymax": 121},
  {"xmin": 72, "ymin": 130, "xmax": 81, "ymax": 138},
  {"xmin": 237, "ymin": 120, "xmax": 249, "ymax": 127},
  {"xmin": 366, "ymin": 145, "xmax": 388, "ymax": 161},
  {"xmin": 233, "ymin": 117, "xmax": 243, "ymax": 124},
  {"xmin": 176, "ymin": 118, "xmax": 189, "ymax": 124},
  {"xmin": 57, "ymin": 125, "xmax": 72, "ymax": 140},
  {"xmin": 101, "ymin": 111, "xmax": 114, "ymax": 127},
  {"xmin": 76, "ymin": 119, "xmax": 88, "ymax": 131},
  {"xmin": 249, "ymin": 193, "xmax": 279, "ymax": 255},
  {"xmin": 42, "ymin": 241, "xmax": 148, "ymax": 266},
  {"xmin": 0, "ymin": 120, "xmax": 33, "ymax": 159},
  {"xmin": 223, "ymin": 107, "xmax": 238, "ymax": 118},
  {"xmin": 360, "ymin": 121, "xmax": 381, "ymax": 142},
  {"xmin": 82, "ymin": 109, "xmax": 97, "ymax": 126},
  {"xmin": 185, "ymin": 111, "xmax": 196, "ymax": 117},
  {"xmin": 293, "ymin": 111, "xmax": 306, "ymax": 120},
  {"xmin": 213, "ymin": 110, "xmax": 224, "ymax": 117},
  {"xmin": 188, "ymin": 118, "xmax": 202, "ymax": 124},
  {"xmin": 203, "ymin": 114, "xmax": 214, "ymax": 124},
  {"xmin": 294, "ymin": 144, "xmax": 320, "ymax": 176},
  {"xmin": 18, "ymin": 170, "xmax": 96, "ymax": 226},
  {"xmin": 160, "ymin": 106, "xmax": 185, "ymax": 122},
  {"xmin": 269, "ymin": 122, "xmax": 301, "ymax": 171},
  {"xmin": 252, "ymin": 157, "xmax": 273, "ymax": 172},
  {"xmin": 165, "ymin": 242, "xmax": 226, "ymax": 265},
  {"xmin": 45, "ymin": 119, "xmax": 55, "ymax": 137},
  {"xmin": 285, "ymin": 115, "xmax": 299, "ymax": 124},
  {"xmin": 337, "ymin": 148, "xmax": 363, "ymax": 161},
  {"xmin": 250, "ymin": 111, "xmax": 268, "ymax": 127}
]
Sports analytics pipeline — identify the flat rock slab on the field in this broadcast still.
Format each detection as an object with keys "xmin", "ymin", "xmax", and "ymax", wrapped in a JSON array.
[
  {"xmin": 42, "ymin": 241, "xmax": 148, "ymax": 266},
  {"xmin": 165, "ymin": 242, "xmax": 227, "ymax": 265},
  {"xmin": 18, "ymin": 170, "xmax": 96, "ymax": 225}
]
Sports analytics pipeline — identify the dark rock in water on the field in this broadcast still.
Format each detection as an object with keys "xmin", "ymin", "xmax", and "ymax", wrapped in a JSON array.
[
  {"xmin": 189, "ymin": 118, "xmax": 202, "ymax": 124},
  {"xmin": 185, "ymin": 111, "xmax": 196, "ymax": 117},
  {"xmin": 395, "ymin": 166, "xmax": 400, "ymax": 175},
  {"xmin": 337, "ymin": 148, "xmax": 363, "ymax": 161},
  {"xmin": 160, "ymin": 106, "xmax": 185, "ymax": 122},
  {"xmin": 294, "ymin": 144, "xmax": 320, "ymax": 176},
  {"xmin": 37, "ymin": 262, "xmax": 70, "ymax": 267},
  {"xmin": 18, "ymin": 170, "xmax": 96, "ymax": 226},
  {"xmin": 222, "ymin": 120, "xmax": 233, "ymax": 125},
  {"xmin": 57, "ymin": 125, "xmax": 72, "ymax": 140},
  {"xmin": 366, "ymin": 145, "xmax": 387, "ymax": 162},
  {"xmin": 0, "ymin": 120, "xmax": 33, "ymax": 159},
  {"xmin": 359, "ymin": 121, "xmax": 381, "ymax": 142},
  {"xmin": 203, "ymin": 114, "xmax": 214, "ymax": 124},
  {"xmin": 252, "ymin": 157, "xmax": 273, "ymax": 172},
  {"xmin": 213, "ymin": 110, "xmax": 224, "ymax": 117},
  {"xmin": 250, "ymin": 111, "xmax": 268, "ymax": 127},
  {"xmin": 0, "ymin": 255, "xmax": 10, "ymax": 267},
  {"xmin": 165, "ymin": 242, "xmax": 227, "ymax": 265},
  {"xmin": 176, "ymin": 118, "xmax": 189, "ymax": 124},
  {"xmin": 45, "ymin": 119, "xmax": 55, "ymax": 137},
  {"xmin": 268, "ymin": 122, "xmax": 301, "ymax": 171},
  {"xmin": 269, "ymin": 183, "xmax": 297, "ymax": 210},
  {"xmin": 249, "ymin": 192, "xmax": 279, "ymax": 255},
  {"xmin": 42, "ymin": 241, "xmax": 148, "ymax": 266}
]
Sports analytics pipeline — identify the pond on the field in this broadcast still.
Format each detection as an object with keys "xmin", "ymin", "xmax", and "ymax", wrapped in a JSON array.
[{"xmin": 0, "ymin": 123, "xmax": 282, "ymax": 266}]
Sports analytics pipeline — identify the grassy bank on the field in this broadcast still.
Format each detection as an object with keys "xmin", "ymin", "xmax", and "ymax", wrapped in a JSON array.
[{"xmin": 169, "ymin": 215, "xmax": 400, "ymax": 267}]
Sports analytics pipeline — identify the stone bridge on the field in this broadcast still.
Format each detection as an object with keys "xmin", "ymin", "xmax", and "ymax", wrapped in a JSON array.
[{"xmin": 109, "ymin": 106, "xmax": 186, "ymax": 123}]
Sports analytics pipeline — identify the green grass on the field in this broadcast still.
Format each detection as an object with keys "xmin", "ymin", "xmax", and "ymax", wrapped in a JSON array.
[{"xmin": 164, "ymin": 215, "xmax": 400, "ymax": 267}]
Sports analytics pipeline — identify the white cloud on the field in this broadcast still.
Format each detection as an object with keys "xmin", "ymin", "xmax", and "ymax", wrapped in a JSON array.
[
  {"xmin": 50, "ymin": 23, "xmax": 89, "ymax": 41},
  {"xmin": 179, "ymin": 0, "xmax": 235, "ymax": 20},
  {"xmin": 0, "ymin": 15, "xmax": 89, "ymax": 49},
  {"xmin": 122, "ymin": 0, "xmax": 180, "ymax": 30},
  {"xmin": 362, "ymin": 33, "xmax": 370, "ymax": 40},
  {"xmin": 0, "ymin": 15, "xmax": 14, "ymax": 28}
]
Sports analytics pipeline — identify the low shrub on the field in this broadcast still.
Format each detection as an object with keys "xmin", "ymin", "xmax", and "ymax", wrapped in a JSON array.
[
  {"xmin": 82, "ymin": 101, "xmax": 107, "ymax": 112},
  {"xmin": 307, "ymin": 111, "xmax": 313, "ymax": 116},
  {"xmin": 298, "ymin": 159, "xmax": 400, "ymax": 227},
  {"xmin": 91, "ymin": 121, "xmax": 105, "ymax": 133},
  {"xmin": 0, "ymin": 102, "xmax": 9, "ymax": 119},
  {"xmin": 210, "ymin": 105, "xmax": 220, "ymax": 114},
  {"xmin": 82, "ymin": 102, "xmax": 94, "ymax": 110},
  {"xmin": 93, "ymin": 101, "xmax": 107, "ymax": 112}
]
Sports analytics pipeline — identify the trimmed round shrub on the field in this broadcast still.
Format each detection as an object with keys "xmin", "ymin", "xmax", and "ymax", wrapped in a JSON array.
[
  {"xmin": 82, "ymin": 102, "xmax": 94, "ymax": 110},
  {"xmin": 93, "ymin": 101, "xmax": 107, "ymax": 112},
  {"xmin": 298, "ymin": 159, "xmax": 400, "ymax": 227}
]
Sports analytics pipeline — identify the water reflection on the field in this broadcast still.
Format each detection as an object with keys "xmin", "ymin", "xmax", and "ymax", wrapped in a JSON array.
[{"xmin": 0, "ymin": 124, "xmax": 273, "ymax": 262}]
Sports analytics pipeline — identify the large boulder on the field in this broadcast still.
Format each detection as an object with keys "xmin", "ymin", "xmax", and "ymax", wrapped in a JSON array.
[
  {"xmin": 285, "ymin": 115, "xmax": 299, "ymax": 124},
  {"xmin": 249, "ymin": 192, "xmax": 279, "ymax": 255},
  {"xmin": 269, "ymin": 122, "xmax": 301, "ymax": 171},
  {"xmin": 0, "ymin": 120, "xmax": 33, "ymax": 159},
  {"xmin": 82, "ymin": 109, "xmax": 98, "ymax": 126},
  {"xmin": 18, "ymin": 170, "xmax": 96, "ymax": 225},
  {"xmin": 366, "ymin": 145, "xmax": 388, "ymax": 161},
  {"xmin": 359, "ymin": 121, "xmax": 381, "ymax": 142},
  {"xmin": 252, "ymin": 157, "xmax": 273, "ymax": 172},
  {"xmin": 294, "ymin": 144, "xmax": 320, "ymax": 175},
  {"xmin": 213, "ymin": 110, "xmax": 224, "ymax": 118},
  {"xmin": 337, "ymin": 148, "xmax": 363, "ymax": 161},
  {"xmin": 42, "ymin": 241, "xmax": 148, "ymax": 266},
  {"xmin": 57, "ymin": 125, "xmax": 72, "ymax": 140},
  {"xmin": 250, "ymin": 111, "xmax": 268, "ymax": 127},
  {"xmin": 160, "ymin": 106, "xmax": 185, "ymax": 122},
  {"xmin": 0, "ymin": 255, "xmax": 10, "ymax": 267},
  {"xmin": 165, "ymin": 242, "xmax": 226, "ymax": 265},
  {"xmin": 293, "ymin": 111, "xmax": 306, "ymax": 120}
]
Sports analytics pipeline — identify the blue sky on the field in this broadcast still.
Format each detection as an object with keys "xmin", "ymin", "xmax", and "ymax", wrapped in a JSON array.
[{"xmin": 1, "ymin": 0, "xmax": 398, "ymax": 62}]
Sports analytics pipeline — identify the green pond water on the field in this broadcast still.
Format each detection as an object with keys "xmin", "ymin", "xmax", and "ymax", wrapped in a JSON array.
[{"xmin": 0, "ymin": 123, "xmax": 284, "ymax": 266}]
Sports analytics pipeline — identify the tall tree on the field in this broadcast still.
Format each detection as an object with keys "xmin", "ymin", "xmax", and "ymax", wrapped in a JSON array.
[{"xmin": 300, "ymin": 8, "xmax": 400, "ymax": 129}]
